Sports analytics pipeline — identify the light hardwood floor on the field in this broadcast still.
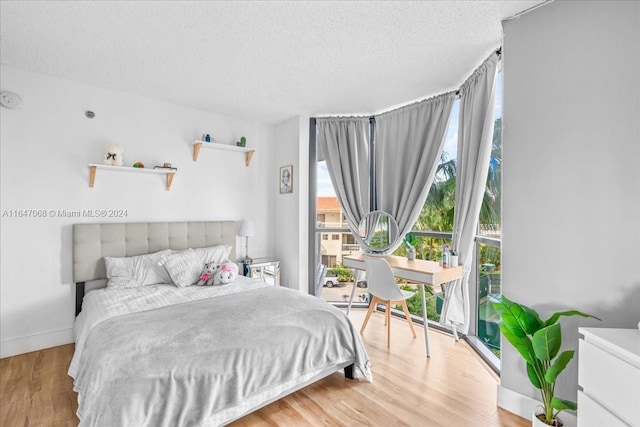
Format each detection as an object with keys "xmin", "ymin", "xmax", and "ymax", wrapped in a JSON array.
[{"xmin": 1, "ymin": 309, "xmax": 528, "ymax": 426}]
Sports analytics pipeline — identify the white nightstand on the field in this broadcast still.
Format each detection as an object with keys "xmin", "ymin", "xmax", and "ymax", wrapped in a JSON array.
[{"xmin": 243, "ymin": 258, "xmax": 280, "ymax": 287}]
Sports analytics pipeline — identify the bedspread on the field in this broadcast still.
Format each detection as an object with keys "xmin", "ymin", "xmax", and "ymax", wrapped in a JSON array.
[
  {"xmin": 70, "ymin": 284, "xmax": 372, "ymax": 426},
  {"xmin": 70, "ymin": 277, "xmax": 270, "ymax": 378}
]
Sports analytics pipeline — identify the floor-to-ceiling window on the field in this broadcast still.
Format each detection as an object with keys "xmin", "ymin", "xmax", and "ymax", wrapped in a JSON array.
[
  {"xmin": 470, "ymin": 72, "xmax": 503, "ymax": 369},
  {"xmin": 310, "ymin": 71, "xmax": 502, "ymax": 370}
]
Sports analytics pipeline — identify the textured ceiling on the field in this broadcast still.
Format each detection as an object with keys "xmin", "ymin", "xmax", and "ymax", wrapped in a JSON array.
[{"xmin": 0, "ymin": 1, "xmax": 547, "ymax": 124}]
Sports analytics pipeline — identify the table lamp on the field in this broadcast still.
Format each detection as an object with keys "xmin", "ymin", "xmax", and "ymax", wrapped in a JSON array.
[{"xmin": 238, "ymin": 220, "xmax": 255, "ymax": 263}]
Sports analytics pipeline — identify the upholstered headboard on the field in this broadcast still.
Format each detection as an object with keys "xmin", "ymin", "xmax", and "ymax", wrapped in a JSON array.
[{"xmin": 73, "ymin": 221, "xmax": 237, "ymax": 314}]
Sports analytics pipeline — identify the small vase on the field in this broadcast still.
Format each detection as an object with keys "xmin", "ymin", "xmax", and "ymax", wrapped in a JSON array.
[
  {"xmin": 450, "ymin": 255, "xmax": 459, "ymax": 267},
  {"xmin": 407, "ymin": 251, "xmax": 416, "ymax": 260}
]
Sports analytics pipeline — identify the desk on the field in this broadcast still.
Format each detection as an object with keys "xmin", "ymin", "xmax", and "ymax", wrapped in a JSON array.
[{"xmin": 343, "ymin": 253, "xmax": 464, "ymax": 357}]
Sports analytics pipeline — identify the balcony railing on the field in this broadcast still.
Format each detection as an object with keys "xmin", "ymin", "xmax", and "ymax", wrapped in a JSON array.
[
  {"xmin": 317, "ymin": 221, "xmax": 349, "ymax": 228},
  {"xmin": 341, "ymin": 244, "xmax": 360, "ymax": 252}
]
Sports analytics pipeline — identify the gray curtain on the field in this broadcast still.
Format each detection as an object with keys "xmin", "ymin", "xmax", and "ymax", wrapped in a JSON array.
[
  {"xmin": 375, "ymin": 93, "xmax": 456, "ymax": 248},
  {"xmin": 441, "ymin": 53, "xmax": 499, "ymax": 334},
  {"xmin": 316, "ymin": 117, "xmax": 371, "ymax": 234}
]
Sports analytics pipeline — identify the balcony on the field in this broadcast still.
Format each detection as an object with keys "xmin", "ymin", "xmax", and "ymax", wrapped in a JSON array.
[
  {"xmin": 317, "ymin": 221, "xmax": 349, "ymax": 229},
  {"xmin": 341, "ymin": 243, "xmax": 360, "ymax": 252}
]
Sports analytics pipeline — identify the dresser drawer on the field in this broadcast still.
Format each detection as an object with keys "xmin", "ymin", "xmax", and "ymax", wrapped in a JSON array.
[
  {"xmin": 577, "ymin": 391, "xmax": 630, "ymax": 427},
  {"xmin": 579, "ymin": 339, "xmax": 640, "ymax": 426}
]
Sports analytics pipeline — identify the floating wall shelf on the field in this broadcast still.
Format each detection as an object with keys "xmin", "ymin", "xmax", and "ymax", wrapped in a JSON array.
[
  {"xmin": 192, "ymin": 141, "xmax": 255, "ymax": 166},
  {"xmin": 88, "ymin": 164, "xmax": 176, "ymax": 191}
]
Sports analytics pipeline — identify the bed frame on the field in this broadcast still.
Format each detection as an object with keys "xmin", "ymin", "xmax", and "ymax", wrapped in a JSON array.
[
  {"xmin": 71, "ymin": 220, "xmax": 356, "ymax": 384},
  {"xmin": 72, "ymin": 221, "xmax": 237, "ymax": 316}
]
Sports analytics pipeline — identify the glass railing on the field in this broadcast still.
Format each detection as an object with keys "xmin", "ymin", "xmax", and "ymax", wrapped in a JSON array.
[
  {"xmin": 315, "ymin": 227, "xmax": 502, "ymax": 362},
  {"xmin": 477, "ymin": 242, "xmax": 501, "ymax": 358}
]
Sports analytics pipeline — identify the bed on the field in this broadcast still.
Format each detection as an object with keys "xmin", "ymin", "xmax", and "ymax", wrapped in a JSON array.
[{"xmin": 68, "ymin": 221, "xmax": 372, "ymax": 426}]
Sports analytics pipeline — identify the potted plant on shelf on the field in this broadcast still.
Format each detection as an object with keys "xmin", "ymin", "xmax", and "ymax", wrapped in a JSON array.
[
  {"xmin": 491, "ymin": 296, "xmax": 600, "ymax": 426},
  {"xmin": 403, "ymin": 232, "xmax": 418, "ymax": 260}
]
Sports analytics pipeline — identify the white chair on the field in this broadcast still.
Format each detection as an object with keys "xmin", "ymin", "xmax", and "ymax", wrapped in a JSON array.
[{"xmin": 361, "ymin": 256, "xmax": 417, "ymax": 347}]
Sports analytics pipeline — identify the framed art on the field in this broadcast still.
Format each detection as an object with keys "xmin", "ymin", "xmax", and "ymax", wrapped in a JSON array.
[{"xmin": 279, "ymin": 165, "xmax": 293, "ymax": 194}]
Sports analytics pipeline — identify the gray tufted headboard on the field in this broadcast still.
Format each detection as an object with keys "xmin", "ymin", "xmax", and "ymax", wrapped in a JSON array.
[{"xmin": 73, "ymin": 221, "xmax": 237, "ymax": 314}]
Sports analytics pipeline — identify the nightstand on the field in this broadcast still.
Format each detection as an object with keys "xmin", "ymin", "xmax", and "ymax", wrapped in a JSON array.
[{"xmin": 243, "ymin": 258, "xmax": 280, "ymax": 286}]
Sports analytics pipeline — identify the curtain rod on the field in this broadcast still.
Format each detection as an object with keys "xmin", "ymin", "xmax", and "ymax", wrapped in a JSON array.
[
  {"xmin": 317, "ymin": 47, "xmax": 502, "ymax": 117},
  {"xmin": 455, "ymin": 48, "xmax": 501, "ymax": 96}
]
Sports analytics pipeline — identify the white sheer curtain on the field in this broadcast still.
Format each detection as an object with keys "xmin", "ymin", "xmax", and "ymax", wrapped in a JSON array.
[
  {"xmin": 316, "ymin": 117, "xmax": 371, "ymax": 234},
  {"xmin": 375, "ymin": 93, "xmax": 456, "ymax": 246},
  {"xmin": 441, "ymin": 53, "xmax": 499, "ymax": 335}
]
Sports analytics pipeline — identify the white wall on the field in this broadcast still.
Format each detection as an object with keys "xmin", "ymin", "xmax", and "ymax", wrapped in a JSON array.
[
  {"xmin": 500, "ymin": 0, "xmax": 640, "ymax": 421},
  {"xmin": 0, "ymin": 65, "xmax": 276, "ymax": 357},
  {"xmin": 273, "ymin": 116, "xmax": 309, "ymax": 292}
]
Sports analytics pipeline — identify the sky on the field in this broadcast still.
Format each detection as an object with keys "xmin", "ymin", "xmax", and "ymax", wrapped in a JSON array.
[{"xmin": 317, "ymin": 73, "xmax": 502, "ymax": 198}]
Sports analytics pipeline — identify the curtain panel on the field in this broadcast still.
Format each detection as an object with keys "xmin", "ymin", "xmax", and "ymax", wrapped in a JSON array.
[
  {"xmin": 316, "ymin": 117, "xmax": 371, "ymax": 235},
  {"xmin": 374, "ymin": 93, "xmax": 456, "ymax": 249},
  {"xmin": 441, "ymin": 53, "xmax": 499, "ymax": 334}
]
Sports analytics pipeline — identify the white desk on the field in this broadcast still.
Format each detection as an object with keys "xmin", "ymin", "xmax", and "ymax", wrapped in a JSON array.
[{"xmin": 343, "ymin": 253, "xmax": 464, "ymax": 357}]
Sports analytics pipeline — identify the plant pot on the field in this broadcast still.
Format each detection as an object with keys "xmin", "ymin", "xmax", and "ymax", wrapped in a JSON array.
[
  {"xmin": 533, "ymin": 410, "xmax": 563, "ymax": 427},
  {"xmin": 406, "ymin": 251, "xmax": 416, "ymax": 260}
]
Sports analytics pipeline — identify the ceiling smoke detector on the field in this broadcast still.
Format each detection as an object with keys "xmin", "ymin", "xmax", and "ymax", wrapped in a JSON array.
[{"xmin": 0, "ymin": 91, "xmax": 23, "ymax": 109}]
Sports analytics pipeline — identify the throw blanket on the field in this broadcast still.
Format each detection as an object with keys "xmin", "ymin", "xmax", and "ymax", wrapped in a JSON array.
[{"xmin": 70, "ymin": 285, "xmax": 372, "ymax": 426}]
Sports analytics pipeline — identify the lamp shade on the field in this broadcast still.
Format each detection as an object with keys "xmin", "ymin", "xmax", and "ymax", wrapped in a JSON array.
[{"xmin": 238, "ymin": 220, "xmax": 255, "ymax": 237}]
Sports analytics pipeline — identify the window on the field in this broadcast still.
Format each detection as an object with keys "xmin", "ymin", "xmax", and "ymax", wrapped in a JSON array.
[
  {"xmin": 321, "ymin": 255, "xmax": 337, "ymax": 268},
  {"xmin": 332, "ymin": 234, "xmax": 340, "ymax": 240},
  {"xmin": 310, "ymin": 69, "xmax": 503, "ymax": 369},
  {"xmin": 472, "ymin": 71, "xmax": 502, "ymax": 368},
  {"xmin": 322, "ymin": 234, "xmax": 328, "ymax": 240}
]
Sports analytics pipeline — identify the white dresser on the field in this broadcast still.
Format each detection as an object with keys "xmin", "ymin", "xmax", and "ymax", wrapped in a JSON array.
[{"xmin": 578, "ymin": 327, "xmax": 640, "ymax": 427}]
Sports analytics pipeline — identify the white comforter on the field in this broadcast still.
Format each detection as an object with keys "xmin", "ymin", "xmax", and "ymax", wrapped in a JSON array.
[{"xmin": 69, "ymin": 279, "xmax": 372, "ymax": 426}]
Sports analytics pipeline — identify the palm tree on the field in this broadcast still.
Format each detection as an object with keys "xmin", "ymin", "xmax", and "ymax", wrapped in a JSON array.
[{"xmin": 412, "ymin": 117, "xmax": 502, "ymax": 256}]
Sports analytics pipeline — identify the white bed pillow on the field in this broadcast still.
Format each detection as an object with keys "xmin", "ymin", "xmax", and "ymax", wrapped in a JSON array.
[
  {"xmin": 163, "ymin": 248, "xmax": 204, "ymax": 288},
  {"xmin": 193, "ymin": 244, "xmax": 232, "ymax": 265},
  {"xmin": 105, "ymin": 249, "xmax": 173, "ymax": 289}
]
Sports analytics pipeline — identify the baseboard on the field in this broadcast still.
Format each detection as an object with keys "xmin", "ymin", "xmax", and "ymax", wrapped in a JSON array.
[
  {"xmin": 497, "ymin": 385, "xmax": 577, "ymax": 427},
  {"xmin": 0, "ymin": 328, "xmax": 74, "ymax": 358}
]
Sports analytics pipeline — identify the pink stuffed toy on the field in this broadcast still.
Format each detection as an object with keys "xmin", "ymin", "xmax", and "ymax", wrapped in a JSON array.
[{"xmin": 196, "ymin": 261, "xmax": 218, "ymax": 286}]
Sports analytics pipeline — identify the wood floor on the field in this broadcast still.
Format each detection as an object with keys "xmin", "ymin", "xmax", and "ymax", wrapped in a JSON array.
[{"xmin": 1, "ymin": 309, "xmax": 528, "ymax": 427}]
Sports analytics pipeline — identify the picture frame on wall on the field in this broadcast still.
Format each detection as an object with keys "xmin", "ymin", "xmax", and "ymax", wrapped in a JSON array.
[{"xmin": 280, "ymin": 165, "xmax": 293, "ymax": 194}]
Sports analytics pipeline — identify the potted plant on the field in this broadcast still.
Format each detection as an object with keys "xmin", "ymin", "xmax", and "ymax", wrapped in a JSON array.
[
  {"xmin": 403, "ymin": 232, "xmax": 418, "ymax": 260},
  {"xmin": 491, "ymin": 296, "xmax": 600, "ymax": 426}
]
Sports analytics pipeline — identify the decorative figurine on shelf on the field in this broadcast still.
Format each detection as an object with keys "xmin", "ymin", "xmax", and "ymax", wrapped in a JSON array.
[
  {"xmin": 236, "ymin": 136, "xmax": 246, "ymax": 147},
  {"xmin": 132, "ymin": 162, "xmax": 145, "ymax": 168},
  {"xmin": 153, "ymin": 162, "xmax": 178, "ymax": 171},
  {"xmin": 103, "ymin": 144, "xmax": 124, "ymax": 166},
  {"xmin": 205, "ymin": 134, "xmax": 211, "ymax": 142}
]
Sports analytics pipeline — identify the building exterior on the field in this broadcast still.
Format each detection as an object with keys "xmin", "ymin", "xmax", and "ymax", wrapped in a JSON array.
[{"xmin": 316, "ymin": 197, "xmax": 358, "ymax": 267}]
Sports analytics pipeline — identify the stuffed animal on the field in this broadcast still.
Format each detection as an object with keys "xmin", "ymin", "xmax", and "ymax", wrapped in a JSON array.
[
  {"xmin": 103, "ymin": 144, "xmax": 124, "ymax": 166},
  {"xmin": 196, "ymin": 261, "xmax": 218, "ymax": 286},
  {"xmin": 213, "ymin": 261, "xmax": 239, "ymax": 285}
]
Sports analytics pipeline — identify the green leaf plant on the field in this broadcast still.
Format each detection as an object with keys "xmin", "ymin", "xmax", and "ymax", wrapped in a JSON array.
[
  {"xmin": 491, "ymin": 296, "xmax": 600, "ymax": 425},
  {"xmin": 403, "ymin": 232, "xmax": 418, "ymax": 251}
]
